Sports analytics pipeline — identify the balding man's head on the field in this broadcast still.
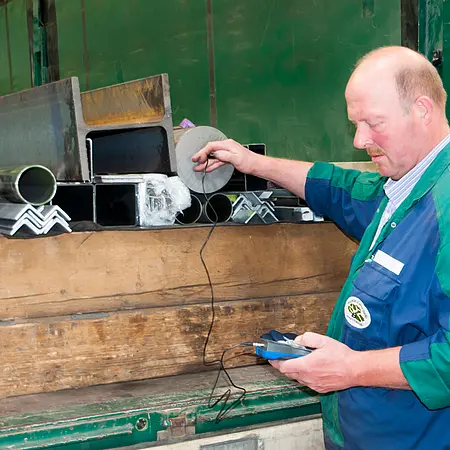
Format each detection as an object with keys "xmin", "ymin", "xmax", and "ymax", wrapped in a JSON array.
[
  {"xmin": 353, "ymin": 46, "xmax": 446, "ymax": 113},
  {"xmin": 345, "ymin": 46, "xmax": 450, "ymax": 180}
]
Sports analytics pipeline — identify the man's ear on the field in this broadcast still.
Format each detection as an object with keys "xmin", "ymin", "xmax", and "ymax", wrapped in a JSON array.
[{"xmin": 413, "ymin": 96, "xmax": 433, "ymax": 125}]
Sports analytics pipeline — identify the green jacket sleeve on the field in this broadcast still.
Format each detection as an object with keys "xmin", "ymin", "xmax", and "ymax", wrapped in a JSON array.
[
  {"xmin": 400, "ymin": 242, "xmax": 450, "ymax": 409},
  {"xmin": 305, "ymin": 162, "xmax": 386, "ymax": 241}
]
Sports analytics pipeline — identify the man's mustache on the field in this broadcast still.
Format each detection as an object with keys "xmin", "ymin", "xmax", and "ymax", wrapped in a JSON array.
[{"xmin": 367, "ymin": 148, "xmax": 384, "ymax": 157}]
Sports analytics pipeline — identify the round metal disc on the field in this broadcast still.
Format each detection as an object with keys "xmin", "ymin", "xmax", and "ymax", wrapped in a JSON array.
[{"xmin": 175, "ymin": 126, "xmax": 234, "ymax": 194}]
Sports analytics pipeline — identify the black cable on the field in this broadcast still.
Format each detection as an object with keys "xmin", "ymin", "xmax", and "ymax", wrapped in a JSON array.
[
  {"xmin": 207, "ymin": 342, "xmax": 254, "ymax": 423},
  {"xmin": 199, "ymin": 159, "xmax": 251, "ymax": 422},
  {"xmin": 200, "ymin": 159, "xmax": 220, "ymax": 367}
]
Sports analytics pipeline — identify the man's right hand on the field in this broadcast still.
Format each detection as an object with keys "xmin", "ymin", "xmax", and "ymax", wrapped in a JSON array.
[
  {"xmin": 192, "ymin": 139, "xmax": 257, "ymax": 174},
  {"xmin": 192, "ymin": 138, "xmax": 312, "ymax": 200}
]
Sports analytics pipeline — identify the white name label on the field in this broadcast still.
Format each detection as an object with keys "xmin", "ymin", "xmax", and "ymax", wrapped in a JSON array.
[{"xmin": 373, "ymin": 250, "xmax": 404, "ymax": 276}]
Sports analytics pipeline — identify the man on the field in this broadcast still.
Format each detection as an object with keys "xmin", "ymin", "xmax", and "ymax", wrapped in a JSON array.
[{"xmin": 192, "ymin": 46, "xmax": 450, "ymax": 449}]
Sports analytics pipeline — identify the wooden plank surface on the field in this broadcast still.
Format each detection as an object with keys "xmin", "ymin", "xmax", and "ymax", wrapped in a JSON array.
[
  {"xmin": 0, "ymin": 223, "xmax": 356, "ymax": 320},
  {"xmin": 0, "ymin": 294, "xmax": 335, "ymax": 398},
  {"xmin": 0, "ymin": 223, "xmax": 357, "ymax": 398}
]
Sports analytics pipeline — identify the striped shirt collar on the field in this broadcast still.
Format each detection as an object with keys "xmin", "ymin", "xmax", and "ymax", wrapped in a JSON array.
[{"xmin": 384, "ymin": 133, "xmax": 450, "ymax": 207}]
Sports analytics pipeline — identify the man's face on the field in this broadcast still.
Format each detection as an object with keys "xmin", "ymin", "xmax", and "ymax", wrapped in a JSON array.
[{"xmin": 345, "ymin": 73, "xmax": 420, "ymax": 180}]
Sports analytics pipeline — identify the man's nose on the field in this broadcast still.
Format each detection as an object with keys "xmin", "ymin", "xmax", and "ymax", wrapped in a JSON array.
[{"xmin": 353, "ymin": 125, "xmax": 373, "ymax": 149}]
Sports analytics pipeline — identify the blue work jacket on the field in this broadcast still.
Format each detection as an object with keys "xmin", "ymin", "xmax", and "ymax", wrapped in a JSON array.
[{"xmin": 304, "ymin": 144, "xmax": 450, "ymax": 449}]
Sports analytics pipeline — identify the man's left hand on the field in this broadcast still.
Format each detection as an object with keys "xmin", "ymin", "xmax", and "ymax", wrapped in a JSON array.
[{"xmin": 269, "ymin": 332, "xmax": 358, "ymax": 393}]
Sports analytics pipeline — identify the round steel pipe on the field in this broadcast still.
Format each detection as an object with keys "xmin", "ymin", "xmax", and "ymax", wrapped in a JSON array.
[
  {"xmin": 201, "ymin": 193, "xmax": 233, "ymax": 223},
  {"xmin": 175, "ymin": 194, "xmax": 203, "ymax": 224},
  {"xmin": 0, "ymin": 165, "xmax": 57, "ymax": 205}
]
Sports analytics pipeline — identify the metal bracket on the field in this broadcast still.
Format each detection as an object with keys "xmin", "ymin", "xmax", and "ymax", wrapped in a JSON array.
[
  {"xmin": 432, "ymin": 49, "xmax": 443, "ymax": 67},
  {"xmin": 157, "ymin": 414, "xmax": 196, "ymax": 441}
]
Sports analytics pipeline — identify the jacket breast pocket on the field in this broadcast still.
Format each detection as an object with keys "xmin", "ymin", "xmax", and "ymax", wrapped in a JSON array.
[{"xmin": 343, "ymin": 260, "xmax": 402, "ymax": 350}]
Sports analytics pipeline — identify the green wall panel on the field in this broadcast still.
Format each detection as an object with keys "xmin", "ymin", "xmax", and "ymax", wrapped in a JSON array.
[
  {"xmin": 0, "ymin": 0, "xmax": 32, "ymax": 95},
  {"xmin": 212, "ymin": 0, "xmax": 401, "ymax": 161},
  {"xmin": 417, "ymin": 0, "xmax": 450, "ymax": 119},
  {"xmin": 55, "ymin": 0, "xmax": 86, "ymax": 85},
  {"xmin": 0, "ymin": 7, "xmax": 9, "ymax": 96},
  {"xmin": 7, "ymin": 0, "xmax": 31, "ymax": 92},
  {"xmin": 56, "ymin": 0, "xmax": 211, "ymax": 127},
  {"xmin": 440, "ymin": 0, "xmax": 450, "ymax": 119}
]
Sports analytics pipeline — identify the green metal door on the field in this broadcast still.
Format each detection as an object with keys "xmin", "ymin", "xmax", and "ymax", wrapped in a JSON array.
[
  {"xmin": 0, "ymin": 0, "xmax": 33, "ymax": 95},
  {"xmin": 53, "ymin": 0, "xmax": 401, "ymax": 161},
  {"xmin": 55, "ymin": 0, "xmax": 211, "ymax": 130},
  {"xmin": 417, "ymin": 0, "xmax": 450, "ymax": 119},
  {"xmin": 0, "ymin": 0, "xmax": 401, "ymax": 161},
  {"xmin": 212, "ymin": 0, "xmax": 400, "ymax": 161}
]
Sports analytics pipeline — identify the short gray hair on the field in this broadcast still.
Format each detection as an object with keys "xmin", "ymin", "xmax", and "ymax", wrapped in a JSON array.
[{"xmin": 357, "ymin": 47, "xmax": 447, "ymax": 112}]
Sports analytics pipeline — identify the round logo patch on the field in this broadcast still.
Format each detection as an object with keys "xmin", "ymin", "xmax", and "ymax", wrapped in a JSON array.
[{"xmin": 344, "ymin": 296, "xmax": 371, "ymax": 329}]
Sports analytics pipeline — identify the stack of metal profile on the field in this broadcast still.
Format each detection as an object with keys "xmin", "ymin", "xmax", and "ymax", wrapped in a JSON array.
[
  {"xmin": 229, "ymin": 190, "xmax": 324, "ymax": 224},
  {"xmin": 0, "ymin": 164, "xmax": 72, "ymax": 236},
  {"xmin": 0, "ymin": 74, "xmax": 178, "ymax": 229},
  {"xmin": 0, "ymin": 75, "xmax": 176, "ymax": 183},
  {"xmin": 0, "ymin": 76, "xmax": 327, "ymax": 229},
  {"xmin": 230, "ymin": 191, "xmax": 279, "ymax": 224},
  {"xmin": 0, "ymin": 203, "xmax": 71, "ymax": 236},
  {"xmin": 267, "ymin": 189, "xmax": 325, "ymax": 223}
]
